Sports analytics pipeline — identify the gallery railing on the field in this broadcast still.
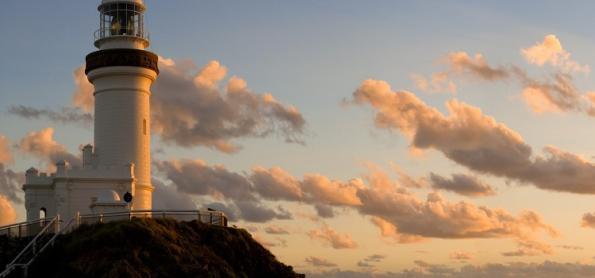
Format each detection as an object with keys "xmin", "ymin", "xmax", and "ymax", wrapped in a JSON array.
[{"xmin": 77, "ymin": 210, "xmax": 228, "ymax": 227}]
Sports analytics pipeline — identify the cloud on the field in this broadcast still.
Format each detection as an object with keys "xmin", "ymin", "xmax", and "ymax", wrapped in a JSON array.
[
  {"xmin": 521, "ymin": 34, "xmax": 589, "ymax": 73},
  {"xmin": 314, "ymin": 204, "xmax": 335, "ymax": 218},
  {"xmin": 71, "ymin": 66, "xmax": 95, "ymax": 113},
  {"xmin": 0, "ymin": 135, "xmax": 13, "ymax": 164},
  {"xmin": 446, "ymin": 52, "xmax": 510, "ymax": 81},
  {"xmin": 8, "ymin": 105, "xmax": 92, "ymax": 127},
  {"xmin": 250, "ymin": 166, "xmax": 303, "ymax": 201},
  {"xmin": 557, "ymin": 245, "xmax": 583, "ymax": 250},
  {"xmin": 411, "ymin": 73, "xmax": 457, "ymax": 94},
  {"xmin": 305, "ymin": 256, "xmax": 338, "ymax": 268},
  {"xmin": 154, "ymin": 159, "xmax": 292, "ymax": 222},
  {"xmin": 0, "ymin": 195, "xmax": 16, "ymax": 226},
  {"xmin": 370, "ymin": 216, "xmax": 425, "ymax": 244},
  {"xmin": 429, "ymin": 173, "xmax": 495, "ymax": 197},
  {"xmin": 308, "ymin": 224, "xmax": 358, "ymax": 249},
  {"xmin": 306, "ymin": 260, "xmax": 595, "ymax": 278},
  {"xmin": 10, "ymin": 66, "xmax": 94, "ymax": 126},
  {"xmin": 59, "ymin": 59, "xmax": 306, "ymax": 153},
  {"xmin": 156, "ymin": 155, "xmax": 557, "ymax": 254},
  {"xmin": 151, "ymin": 58, "xmax": 306, "ymax": 153},
  {"xmin": 0, "ymin": 164, "xmax": 24, "ymax": 204},
  {"xmin": 581, "ymin": 212, "xmax": 595, "ymax": 229},
  {"xmin": 264, "ymin": 225, "xmax": 289, "ymax": 235},
  {"xmin": 235, "ymin": 201, "xmax": 292, "ymax": 223},
  {"xmin": 151, "ymin": 179, "xmax": 197, "ymax": 210},
  {"xmin": 515, "ymin": 71, "xmax": 587, "ymax": 115},
  {"xmin": 157, "ymin": 156, "xmax": 557, "ymax": 254},
  {"xmin": 357, "ymin": 254, "xmax": 387, "ymax": 268},
  {"xmin": 358, "ymin": 185, "xmax": 557, "ymax": 254},
  {"xmin": 449, "ymin": 251, "xmax": 473, "ymax": 262},
  {"xmin": 351, "ymin": 79, "xmax": 595, "ymax": 195},
  {"xmin": 18, "ymin": 127, "xmax": 81, "ymax": 169},
  {"xmin": 252, "ymin": 233, "xmax": 287, "ymax": 248}
]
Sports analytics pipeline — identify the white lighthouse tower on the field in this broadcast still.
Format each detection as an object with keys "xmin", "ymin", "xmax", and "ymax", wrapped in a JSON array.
[
  {"xmin": 86, "ymin": 0, "xmax": 158, "ymax": 210},
  {"xmin": 22, "ymin": 0, "xmax": 158, "ymax": 221}
]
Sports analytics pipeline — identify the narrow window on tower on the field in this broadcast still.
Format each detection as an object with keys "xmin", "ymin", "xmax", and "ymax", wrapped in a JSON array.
[{"xmin": 143, "ymin": 119, "xmax": 147, "ymax": 135}]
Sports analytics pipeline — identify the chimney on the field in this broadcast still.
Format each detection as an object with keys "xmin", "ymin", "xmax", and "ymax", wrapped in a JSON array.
[
  {"xmin": 82, "ymin": 144, "xmax": 93, "ymax": 167},
  {"xmin": 56, "ymin": 160, "xmax": 69, "ymax": 176}
]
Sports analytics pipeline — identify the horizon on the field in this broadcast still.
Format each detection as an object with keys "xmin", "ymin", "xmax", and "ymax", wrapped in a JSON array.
[{"xmin": 3, "ymin": 1, "xmax": 595, "ymax": 276}]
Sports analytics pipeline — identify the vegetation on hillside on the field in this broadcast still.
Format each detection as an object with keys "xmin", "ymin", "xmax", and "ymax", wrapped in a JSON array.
[{"xmin": 1, "ymin": 218, "xmax": 303, "ymax": 278}]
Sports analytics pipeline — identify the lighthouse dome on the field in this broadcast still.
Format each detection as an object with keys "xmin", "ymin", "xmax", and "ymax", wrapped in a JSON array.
[{"xmin": 97, "ymin": 190, "xmax": 122, "ymax": 203}]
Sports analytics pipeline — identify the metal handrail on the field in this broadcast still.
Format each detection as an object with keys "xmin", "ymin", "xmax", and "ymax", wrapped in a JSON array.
[
  {"xmin": 15, "ymin": 218, "xmax": 75, "ymax": 277},
  {"xmin": 0, "ymin": 218, "xmax": 51, "ymax": 238},
  {"xmin": 94, "ymin": 27, "xmax": 148, "ymax": 41},
  {"xmin": 0, "ymin": 216, "xmax": 60, "ymax": 278}
]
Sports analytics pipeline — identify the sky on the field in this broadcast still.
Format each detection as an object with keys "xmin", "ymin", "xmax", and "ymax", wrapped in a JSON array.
[{"xmin": 4, "ymin": 1, "xmax": 595, "ymax": 277}]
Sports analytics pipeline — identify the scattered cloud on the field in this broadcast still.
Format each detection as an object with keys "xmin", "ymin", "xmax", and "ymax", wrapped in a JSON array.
[
  {"xmin": 151, "ymin": 179, "xmax": 197, "ymax": 210},
  {"xmin": 8, "ymin": 105, "xmax": 92, "ymax": 127},
  {"xmin": 557, "ymin": 245, "xmax": 584, "ymax": 251},
  {"xmin": 0, "ymin": 195, "xmax": 16, "ymax": 226},
  {"xmin": 446, "ymin": 52, "xmax": 510, "ymax": 81},
  {"xmin": 306, "ymin": 260, "xmax": 595, "ymax": 278},
  {"xmin": 305, "ymin": 256, "xmax": 338, "ymax": 268},
  {"xmin": 308, "ymin": 224, "xmax": 358, "ymax": 249},
  {"xmin": 22, "ymin": 59, "xmax": 305, "ymax": 153},
  {"xmin": 357, "ymin": 177, "xmax": 557, "ymax": 255},
  {"xmin": 264, "ymin": 225, "xmax": 289, "ymax": 235},
  {"xmin": 157, "ymin": 156, "xmax": 556, "ymax": 254},
  {"xmin": 154, "ymin": 159, "xmax": 292, "ymax": 222},
  {"xmin": 0, "ymin": 164, "xmax": 24, "ymax": 204},
  {"xmin": 411, "ymin": 73, "xmax": 457, "ymax": 94},
  {"xmin": 71, "ymin": 66, "xmax": 95, "ymax": 113},
  {"xmin": 449, "ymin": 251, "xmax": 473, "ymax": 262},
  {"xmin": 521, "ymin": 34, "xmax": 589, "ymax": 74},
  {"xmin": 515, "ymin": 71, "xmax": 585, "ymax": 115},
  {"xmin": 9, "ymin": 66, "xmax": 94, "ymax": 126},
  {"xmin": 18, "ymin": 127, "xmax": 81, "ymax": 169},
  {"xmin": 357, "ymin": 254, "xmax": 387, "ymax": 268},
  {"xmin": 429, "ymin": 173, "xmax": 496, "ymax": 197},
  {"xmin": 581, "ymin": 212, "xmax": 595, "ymax": 229},
  {"xmin": 0, "ymin": 135, "xmax": 13, "ymax": 164},
  {"xmin": 151, "ymin": 58, "xmax": 306, "ymax": 152},
  {"xmin": 351, "ymin": 79, "xmax": 595, "ymax": 195}
]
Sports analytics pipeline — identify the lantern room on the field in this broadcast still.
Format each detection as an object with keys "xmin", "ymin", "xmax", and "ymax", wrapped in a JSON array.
[{"xmin": 94, "ymin": 0, "xmax": 149, "ymax": 49}]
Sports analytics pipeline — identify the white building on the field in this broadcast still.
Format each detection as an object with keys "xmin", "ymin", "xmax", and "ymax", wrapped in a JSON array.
[{"xmin": 23, "ymin": 0, "xmax": 159, "ymax": 221}]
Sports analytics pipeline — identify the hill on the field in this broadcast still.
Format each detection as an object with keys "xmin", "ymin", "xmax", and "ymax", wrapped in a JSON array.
[{"xmin": 2, "ymin": 218, "xmax": 303, "ymax": 278}]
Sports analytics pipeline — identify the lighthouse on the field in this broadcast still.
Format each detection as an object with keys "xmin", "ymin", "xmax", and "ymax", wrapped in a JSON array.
[
  {"xmin": 86, "ymin": 0, "xmax": 159, "ymax": 210},
  {"xmin": 22, "ymin": 0, "xmax": 158, "ymax": 220}
]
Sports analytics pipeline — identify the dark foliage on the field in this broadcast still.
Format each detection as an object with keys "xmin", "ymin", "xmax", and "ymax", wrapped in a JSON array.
[
  {"xmin": 21, "ymin": 218, "xmax": 303, "ymax": 278},
  {"xmin": 0, "ymin": 235, "xmax": 30, "ymax": 268}
]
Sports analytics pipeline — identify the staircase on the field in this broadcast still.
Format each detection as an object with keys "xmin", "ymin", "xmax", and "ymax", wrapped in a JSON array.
[{"xmin": 0, "ymin": 216, "xmax": 72, "ymax": 278}]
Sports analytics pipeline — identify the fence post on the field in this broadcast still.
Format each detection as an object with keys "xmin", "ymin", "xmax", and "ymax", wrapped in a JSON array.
[
  {"xmin": 76, "ymin": 211, "xmax": 80, "ymax": 228},
  {"xmin": 56, "ymin": 215, "xmax": 61, "ymax": 233}
]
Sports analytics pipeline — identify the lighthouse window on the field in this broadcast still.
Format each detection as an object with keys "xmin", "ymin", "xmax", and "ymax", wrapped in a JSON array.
[
  {"xmin": 143, "ymin": 119, "xmax": 147, "ymax": 135},
  {"xmin": 97, "ymin": 3, "xmax": 145, "ymax": 40},
  {"xmin": 39, "ymin": 208, "xmax": 47, "ymax": 220}
]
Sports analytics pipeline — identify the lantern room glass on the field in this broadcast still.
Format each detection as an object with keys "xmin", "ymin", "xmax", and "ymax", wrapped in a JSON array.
[{"xmin": 98, "ymin": 3, "xmax": 145, "ymax": 40}]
